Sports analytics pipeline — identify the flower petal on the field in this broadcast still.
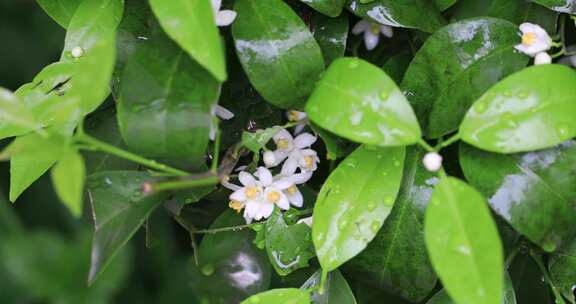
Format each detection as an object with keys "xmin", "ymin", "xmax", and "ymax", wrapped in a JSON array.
[
  {"xmin": 214, "ymin": 105, "xmax": 234, "ymax": 120},
  {"xmin": 381, "ymin": 25, "xmax": 393, "ymax": 38},
  {"xmin": 276, "ymin": 193, "xmax": 290, "ymax": 210},
  {"xmin": 230, "ymin": 188, "xmax": 247, "ymax": 201},
  {"xmin": 211, "ymin": 0, "xmax": 222, "ymax": 11},
  {"xmin": 239, "ymin": 171, "xmax": 256, "ymax": 186},
  {"xmin": 364, "ymin": 31, "xmax": 380, "ymax": 51},
  {"xmin": 273, "ymin": 128, "xmax": 293, "ymax": 143},
  {"xmin": 257, "ymin": 167, "xmax": 273, "ymax": 186},
  {"xmin": 352, "ymin": 20, "xmax": 369, "ymax": 35},
  {"xmin": 273, "ymin": 150, "xmax": 289, "ymax": 165},
  {"xmin": 260, "ymin": 202, "xmax": 275, "ymax": 219},
  {"xmin": 290, "ymin": 171, "xmax": 313, "ymax": 184},
  {"xmin": 287, "ymin": 189, "xmax": 303, "ymax": 207},
  {"xmin": 216, "ymin": 10, "xmax": 237, "ymax": 27},
  {"xmin": 273, "ymin": 178, "xmax": 292, "ymax": 190},
  {"xmin": 294, "ymin": 133, "xmax": 316, "ymax": 149},
  {"xmin": 281, "ymin": 155, "xmax": 299, "ymax": 176}
]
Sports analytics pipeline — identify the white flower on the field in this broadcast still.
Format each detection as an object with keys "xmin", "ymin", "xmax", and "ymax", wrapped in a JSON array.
[
  {"xmin": 515, "ymin": 23, "xmax": 552, "ymax": 57},
  {"xmin": 281, "ymin": 148, "xmax": 319, "ymax": 175},
  {"xmin": 209, "ymin": 105, "xmax": 234, "ymax": 140},
  {"xmin": 211, "ymin": 0, "xmax": 237, "ymax": 27},
  {"xmin": 263, "ymin": 150, "xmax": 276, "ymax": 167},
  {"xmin": 277, "ymin": 171, "xmax": 312, "ymax": 208},
  {"xmin": 423, "ymin": 152, "xmax": 443, "ymax": 172},
  {"xmin": 226, "ymin": 167, "xmax": 291, "ymax": 223},
  {"xmin": 534, "ymin": 52, "xmax": 552, "ymax": 65},
  {"xmin": 352, "ymin": 20, "xmax": 393, "ymax": 51},
  {"xmin": 287, "ymin": 110, "xmax": 308, "ymax": 134},
  {"xmin": 270, "ymin": 129, "xmax": 317, "ymax": 166}
]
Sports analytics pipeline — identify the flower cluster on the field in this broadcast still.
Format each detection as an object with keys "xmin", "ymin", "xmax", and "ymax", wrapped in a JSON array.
[
  {"xmin": 515, "ymin": 23, "xmax": 553, "ymax": 65},
  {"xmin": 223, "ymin": 114, "xmax": 319, "ymax": 223}
]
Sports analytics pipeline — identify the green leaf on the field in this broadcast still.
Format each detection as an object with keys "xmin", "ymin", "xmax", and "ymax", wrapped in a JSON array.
[
  {"xmin": 509, "ymin": 254, "xmax": 554, "ymax": 304},
  {"xmin": 347, "ymin": 0, "xmax": 445, "ymax": 33},
  {"xmin": 148, "ymin": 0, "xmax": 227, "ymax": 81},
  {"xmin": 549, "ymin": 238, "xmax": 576, "ymax": 303},
  {"xmin": 0, "ymin": 87, "xmax": 40, "ymax": 138},
  {"xmin": 299, "ymin": 0, "xmax": 346, "ymax": 17},
  {"xmin": 451, "ymin": 0, "xmax": 559, "ymax": 33},
  {"xmin": 36, "ymin": 0, "xmax": 80, "ymax": 28},
  {"xmin": 301, "ymin": 269, "xmax": 357, "ymax": 304},
  {"xmin": 310, "ymin": 123, "xmax": 350, "ymax": 161},
  {"xmin": 192, "ymin": 210, "xmax": 272, "ymax": 303},
  {"xmin": 51, "ymin": 148, "xmax": 86, "ymax": 217},
  {"xmin": 401, "ymin": 17, "xmax": 528, "ymax": 138},
  {"xmin": 241, "ymin": 288, "xmax": 311, "ymax": 304},
  {"xmin": 312, "ymin": 145, "xmax": 405, "ymax": 271},
  {"xmin": 232, "ymin": 0, "xmax": 325, "ymax": 109},
  {"xmin": 9, "ymin": 127, "xmax": 71, "ymax": 202},
  {"xmin": 460, "ymin": 64, "xmax": 576, "ymax": 153},
  {"xmin": 343, "ymin": 147, "xmax": 437, "ymax": 302},
  {"xmin": 242, "ymin": 126, "xmax": 282, "ymax": 153},
  {"xmin": 265, "ymin": 208, "xmax": 315, "ymax": 276},
  {"xmin": 424, "ymin": 177, "xmax": 504, "ymax": 304},
  {"xmin": 306, "ymin": 57, "xmax": 421, "ymax": 146},
  {"xmin": 87, "ymin": 171, "xmax": 169, "ymax": 284},
  {"xmin": 382, "ymin": 54, "xmax": 412, "ymax": 84},
  {"xmin": 530, "ymin": 0, "xmax": 576, "ymax": 13},
  {"xmin": 311, "ymin": 13, "xmax": 349, "ymax": 66},
  {"xmin": 434, "ymin": 0, "xmax": 458, "ymax": 10},
  {"xmin": 427, "ymin": 273, "xmax": 517, "ymax": 304},
  {"xmin": 117, "ymin": 31, "xmax": 221, "ymax": 159},
  {"xmin": 459, "ymin": 141, "xmax": 576, "ymax": 252}
]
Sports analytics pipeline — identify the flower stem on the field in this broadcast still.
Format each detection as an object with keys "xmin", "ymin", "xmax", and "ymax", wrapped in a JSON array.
[
  {"xmin": 147, "ymin": 174, "xmax": 219, "ymax": 192},
  {"xmin": 211, "ymin": 128, "xmax": 221, "ymax": 173},
  {"xmin": 75, "ymin": 134, "xmax": 189, "ymax": 177},
  {"xmin": 530, "ymin": 250, "xmax": 566, "ymax": 304},
  {"xmin": 191, "ymin": 222, "xmax": 257, "ymax": 234},
  {"xmin": 417, "ymin": 138, "xmax": 436, "ymax": 153},
  {"xmin": 436, "ymin": 133, "xmax": 461, "ymax": 150}
]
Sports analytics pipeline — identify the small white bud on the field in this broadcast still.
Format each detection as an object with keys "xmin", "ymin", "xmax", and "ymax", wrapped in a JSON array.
[
  {"xmin": 71, "ymin": 46, "xmax": 84, "ymax": 58},
  {"xmin": 423, "ymin": 152, "xmax": 443, "ymax": 172},
  {"xmin": 297, "ymin": 216, "xmax": 313, "ymax": 227},
  {"xmin": 263, "ymin": 151, "xmax": 276, "ymax": 167},
  {"xmin": 534, "ymin": 52, "xmax": 551, "ymax": 65}
]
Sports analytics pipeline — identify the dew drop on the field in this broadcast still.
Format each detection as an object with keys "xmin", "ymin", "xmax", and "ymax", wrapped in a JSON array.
[
  {"xmin": 201, "ymin": 264, "xmax": 214, "ymax": 276},
  {"xmin": 384, "ymin": 196, "xmax": 395, "ymax": 205},
  {"xmin": 370, "ymin": 221, "xmax": 380, "ymax": 233},
  {"xmin": 556, "ymin": 124, "xmax": 570, "ymax": 137},
  {"xmin": 380, "ymin": 90, "xmax": 389, "ymax": 100},
  {"xmin": 393, "ymin": 160, "xmax": 401, "ymax": 167},
  {"xmin": 338, "ymin": 218, "xmax": 349, "ymax": 229},
  {"xmin": 346, "ymin": 158, "xmax": 358, "ymax": 168},
  {"xmin": 348, "ymin": 60, "xmax": 359, "ymax": 69},
  {"xmin": 457, "ymin": 245, "xmax": 471, "ymax": 255},
  {"xmin": 104, "ymin": 177, "xmax": 112, "ymax": 185},
  {"xmin": 315, "ymin": 233, "xmax": 325, "ymax": 243},
  {"xmin": 474, "ymin": 102, "xmax": 487, "ymax": 114},
  {"xmin": 367, "ymin": 202, "xmax": 377, "ymax": 211},
  {"xmin": 381, "ymin": 171, "xmax": 388, "ymax": 176},
  {"xmin": 516, "ymin": 89, "xmax": 529, "ymax": 99}
]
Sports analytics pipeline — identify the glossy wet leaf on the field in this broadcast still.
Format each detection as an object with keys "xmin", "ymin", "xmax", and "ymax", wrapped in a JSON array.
[
  {"xmin": 311, "ymin": 13, "xmax": 349, "ymax": 66},
  {"xmin": 232, "ymin": 0, "xmax": 325, "ymax": 109},
  {"xmin": 51, "ymin": 148, "xmax": 86, "ymax": 217},
  {"xmin": 424, "ymin": 177, "xmax": 504, "ymax": 304},
  {"xmin": 299, "ymin": 0, "xmax": 346, "ymax": 18},
  {"xmin": 312, "ymin": 145, "xmax": 405, "ymax": 271},
  {"xmin": 451, "ymin": 0, "xmax": 559, "ymax": 33},
  {"xmin": 192, "ymin": 210, "xmax": 272, "ymax": 303},
  {"xmin": 265, "ymin": 208, "xmax": 315, "ymax": 276},
  {"xmin": 0, "ymin": 87, "xmax": 39, "ymax": 139},
  {"xmin": 460, "ymin": 142, "xmax": 576, "ymax": 252},
  {"xmin": 117, "ymin": 31, "xmax": 220, "ymax": 159},
  {"xmin": 531, "ymin": 0, "xmax": 576, "ymax": 13},
  {"xmin": 427, "ymin": 273, "xmax": 517, "ymax": 304},
  {"xmin": 344, "ymin": 147, "xmax": 437, "ymax": 302},
  {"xmin": 307, "ymin": 57, "xmax": 421, "ymax": 146},
  {"xmin": 549, "ymin": 237, "xmax": 576, "ymax": 303},
  {"xmin": 241, "ymin": 288, "xmax": 311, "ymax": 304},
  {"xmin": 401, "ymin": 17, "xmax": 528, "ymax": 138},
  {"xmin": 242, "ymin": 126, "xmax": 282, "ymax": 153},
  {"xmin": 9, "ymin": 128, "xmax": 70, "ymax": 202},
  {"xmin": 435, "ymin": 0, "xmax": 457, "ymax": 10},
  {"xmin": 310, "ymin": 123, "xmax": 349, "ymax": 161},
  {"xmin": 301, "ymin": 269, "xmax": 357, "ymax": 304},
  {"xmin": 87, "ymin": 171, "xmax": 169, "ymax": 284},
  {"xmin": 382, "ymin": 54, "xmax": 412, "ymax": 84},
  {"xmin": 460, "ymin": 64, "xmax": 576, "ymax": 153},
  {"xmin": 36, "ymin": 0, "xmax": 80, "ymax": 28},
  {"xmin": 347, "ymin": 0, "xmax": 445, "ymax": 33},
  {"xmin": 509, "ymin": 254, "xmax": 554, "ymax": 304},
  {"xmin": 149, "ymin": 0, "xmax": 227, "ymax": 81}
]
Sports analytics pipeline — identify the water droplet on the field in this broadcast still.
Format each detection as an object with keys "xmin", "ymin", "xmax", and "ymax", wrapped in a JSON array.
[
  {"xmin": 370, "ymin": 221, "xmax": 380, "ymax": 233},
  {"xmin": 104, "ymin": 177, "xmax": 112, "ymax": 185},
  {"xmin": 457, "ymin": 245, "xmax": 471, "ymax": 255},
  {"xmin": 384, "ymin": 196, "xmax": 395, "ymax": 205},
  {"xmin": 346, "ymin": 158, "xmax": 358, "ymax": 168},
  {"xmin": 516, "ymin": 89, "xmax": 529, "ymax": 99},
  {"xmin": 380, "ymin": 90, "xmax": 389, "ymax": 100},
  {"xmin": 503, "ymin": 90, "xmax": 513, "ymax": 97},
  {"xmin": 348, "ymin": 60, "xmax": 359, "ymax": 69},
  {"xmin": 201, "ymin": 264, "xmax": 214, "ymax": 276},
  {"xmin": 367, "ymin": 202, "xmax": 377, "ymax": 211},
  {"xmin": 338, "ymin": 218, "xmax": 349, "ymax": 229},
  {"xmin": 474, "ymin": 103, "xmax": 487, "ymax": 114},
  {"xmin": 315, "ymin": 233, "xmax": 325, "ymax": 243},
  {"xmin": 381, "ymin": 171, "xmax": 388, "ymax": 176},
  {"xmin": 556, "ymin": 124, "xmax": 570, "ymax": 138},
  {"xmin": 393, "ymin": 160, "xmax": 401, "ymax": 167}
]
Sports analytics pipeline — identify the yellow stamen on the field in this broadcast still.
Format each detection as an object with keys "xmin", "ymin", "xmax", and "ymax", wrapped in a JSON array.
[
  {"xmin": 245, "ymin": 186, "xmax": 259, "ymax": 199},
  {"xmin": 303, "ymin": 156, "xmax": 315, "ymax": 169},
  {"xmin": 370, "ymin": 23, "xmax": 381, "ymax": 35},
  {"xmin": 522, "ymin": 32, "xmax": 537, "ymax": 46},
  {"xmin": 277, "ymin": 138, "xmax": 290, "ymax": 150},
  {"xmin": 229, "ymin": 200, "xmax": 243, "ymax": 213},
  {"xmin": 288, "ymin": 110, "xmax": 300, "ymax": 122},
  {"xmin": 287, "ymin": 185, "xmax": 298, "ymax": 195},
  {"xmin": 267, "ymin": 191, "xmax": 281, "ymax": 203}
]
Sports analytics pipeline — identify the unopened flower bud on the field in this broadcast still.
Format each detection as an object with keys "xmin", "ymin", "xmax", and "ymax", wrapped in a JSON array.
[
  {"xmin": 423, "ymin": 152, "xmax": 443, "ymax": 172},
  {"xmin": 534, "ymin": 52, "xmax": 551, "ymax": 65},
  {"xmin": 263, "ymin": 150, "xmax": 276, "ymax": 167}
]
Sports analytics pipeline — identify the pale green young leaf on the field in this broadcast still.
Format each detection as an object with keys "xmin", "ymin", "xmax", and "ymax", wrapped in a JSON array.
[
  {"xmin": 241, "ymin": 288, "xmax": 311, "ymax": 304},
  {"xmin": 51, "ymin": 148, "xmax": 86, "ymax": 217},
  {"xmin": 36, "ymin": 0, "xmax": 80, "ymax": 28},
  {"xmin": 0, "ymin": 87, "xmax": 40, "ymax": 139}
]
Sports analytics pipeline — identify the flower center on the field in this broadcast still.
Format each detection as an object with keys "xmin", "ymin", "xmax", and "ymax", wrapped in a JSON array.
[
  {"xmin": 245, "ymin": 186, "xmax": 260, "ymax": 199},
  {"xmin": 522, "ymin": 32, "xmax": 537, "ymax": 46},
  {"xmin": 277, "ymin": 138, "xmax": 290, "ymax": 150},
  {"xmin": 229, "ymin": 200, "xmax": 243, "ymax": 213},
  {"xmin": 287, "ymin": 185, "xmax": 298, "ymax": 195},
  {"xmin": 370, "ymin": 23, "xmax": 381, "ymax": 35},
  {"xmin": 287, "ymin": 110, "xmax": 301, "ymax": 122},
  {"xmin": 266, "ymin": 191, "xmax": 281, "ymax": 203},
  {"xmin": 303, "ymin": 156, "xmax": 315, "ymax": 168}
]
